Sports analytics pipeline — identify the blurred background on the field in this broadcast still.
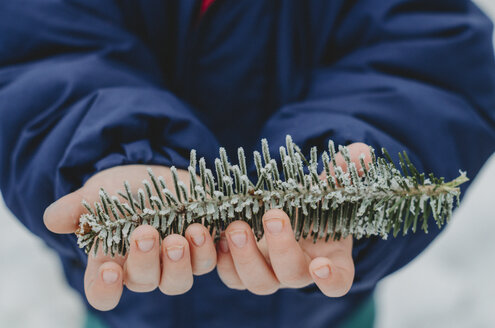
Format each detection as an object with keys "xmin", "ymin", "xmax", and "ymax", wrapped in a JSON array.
[{"xmin": 1, "ymin": 1, "xmax": 494, "ymax": 327}]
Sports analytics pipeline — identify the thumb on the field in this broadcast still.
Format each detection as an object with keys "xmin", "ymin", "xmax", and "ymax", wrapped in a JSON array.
[
  {"xmin": 334, "ymin": 142, "xmax": 372, "ymax": 175},
  {"xmin": 43, "ymin": 188, "xmax": 87, "ymax": 234},
  {"xmin": 323, "ymin": 142, "xmax": 372, "ymax": 181}
]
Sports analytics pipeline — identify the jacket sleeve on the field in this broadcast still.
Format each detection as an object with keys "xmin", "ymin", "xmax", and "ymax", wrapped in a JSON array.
[
  {"xmin": 260, "ymin": 0, "xmax": 495, "ymax": 293},
  {"xmin": 0, "ymin": 1, "xmax": 220, "ymax": 261}
]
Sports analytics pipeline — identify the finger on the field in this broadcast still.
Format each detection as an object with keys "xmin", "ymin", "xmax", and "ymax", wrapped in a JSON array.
[
  {"xmin": 309, "ymin": 255, "xmax": 355, "ymax": 297},
  {"xmin": 262, "ymin": 209, "xmax": 312, "ymax": 288},
  {"xmin": 123, "ymin": 225, "xmax": 160, "ymax": 292},
  {"xmin": 225, "ymin": 221, "xmax": 279, "ymax": 295},
  {"xmin": 85, "ymin": 262, "xmax": 124, "ymax": 311},
  {"xmin": 216, "ymin": 233, "xmax": 245, "ymax": 290},
  {"xmin": 159, "ymin": 234, "xmax": 194, "ymax": 295},
  {"xmin": 185, "ymin": 223, "xmax": 216, "ymax": 275},
  {"xmin": 43, "ymin": 164, "xmax": 179, "ymax": 234},
  {"xmin": 84, "ymin": 243, "xmax": 126, "ymax": 311},
  {"xmin": 43, "ymin": 189, "xmax": 87, "ymax": 234},
  {"xmin": 332, "ymin": 142, "xmax": 372, "ymax": 175}
]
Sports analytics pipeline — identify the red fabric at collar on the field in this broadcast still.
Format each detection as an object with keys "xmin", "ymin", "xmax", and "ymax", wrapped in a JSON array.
[{"xmin": 199, "ymin": 0, "xmax": 215, "ymax": 18}]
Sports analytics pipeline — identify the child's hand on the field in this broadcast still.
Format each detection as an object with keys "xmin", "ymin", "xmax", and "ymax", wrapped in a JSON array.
[
  {"xmin": 216, "ymin": 209, "xmax": 354, "ymax": 297},
  {"xmin": 43, "ymin": 142, "xmax": 370, "ymax": 310},
  {"xmin": 43, "ymin": 165, "xmax": 219, "ymax": 311},
  {"xmin": 215, "ymin": 143, "xmax": 370, "ymax": 297}
]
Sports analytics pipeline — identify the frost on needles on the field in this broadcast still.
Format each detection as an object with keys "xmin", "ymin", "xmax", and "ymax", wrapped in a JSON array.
[{"xmin": 76, "ymin": 136, "xmax": 469, "ymax": 257}]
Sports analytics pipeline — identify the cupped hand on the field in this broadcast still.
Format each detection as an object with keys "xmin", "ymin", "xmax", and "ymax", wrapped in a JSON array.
[
  {"xmin": 215, "ymin": 142, "xmax": 370, "ymax": 296},
  {"xmin": 43, "ymin": 165, "xmax": 218, "ymax": 311}
]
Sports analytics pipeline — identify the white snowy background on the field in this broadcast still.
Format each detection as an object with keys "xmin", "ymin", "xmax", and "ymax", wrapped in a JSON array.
[{"xmin": 0, "ymin": 1, "xmax": 494, "ymax": 327}]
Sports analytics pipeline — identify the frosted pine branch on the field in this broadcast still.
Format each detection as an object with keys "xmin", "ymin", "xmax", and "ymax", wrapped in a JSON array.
[{"xmin": 75, "ymin": 136, "xmax": 468, "ymax": 257}]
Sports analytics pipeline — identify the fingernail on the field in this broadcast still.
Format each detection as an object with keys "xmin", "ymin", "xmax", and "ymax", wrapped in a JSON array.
[
  {"xmin": 166, "ymin": 245, "xmax": 184, "ymax": 262},
  {"xmin": 265, "ymin": 218, "xmax": 283, "ymax": 234},
  {"xmin": 191, "ymin": 233, "xmax": 205, "ymax": 247},
  {"xmin": 313, "ymin": 265, "xmax": 331, "ymax": 279},
  {"xmin": 102, "ymin": 270, "xmax": 119, "ymax": 284},
  {"xmin": 219, "ymin": 237, "xmax": 229, "ymax": 253},
  {"xmin": 228, "ymin": 230, "xmax": 247, "ymax": 248},
  {"xmin": 136, "ymin": 238, "xmax": 155, "ymax": 252}
]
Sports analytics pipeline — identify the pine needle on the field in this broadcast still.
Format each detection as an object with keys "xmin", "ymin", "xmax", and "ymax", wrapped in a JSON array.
[{"xmin": 75, "ymin": 136, "xmax": 469, "ymax": 256}]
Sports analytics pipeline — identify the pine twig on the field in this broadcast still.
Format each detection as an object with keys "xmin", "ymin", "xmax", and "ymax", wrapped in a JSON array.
[{"xmin": 75, "ymin": 136, "xmax": 468, "ymax": 257}]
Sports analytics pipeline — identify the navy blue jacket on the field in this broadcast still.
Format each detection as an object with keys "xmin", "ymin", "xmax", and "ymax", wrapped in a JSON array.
[{"xmin": 1, "ymin": 1, "xmax": 495, "ymax": 327}]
